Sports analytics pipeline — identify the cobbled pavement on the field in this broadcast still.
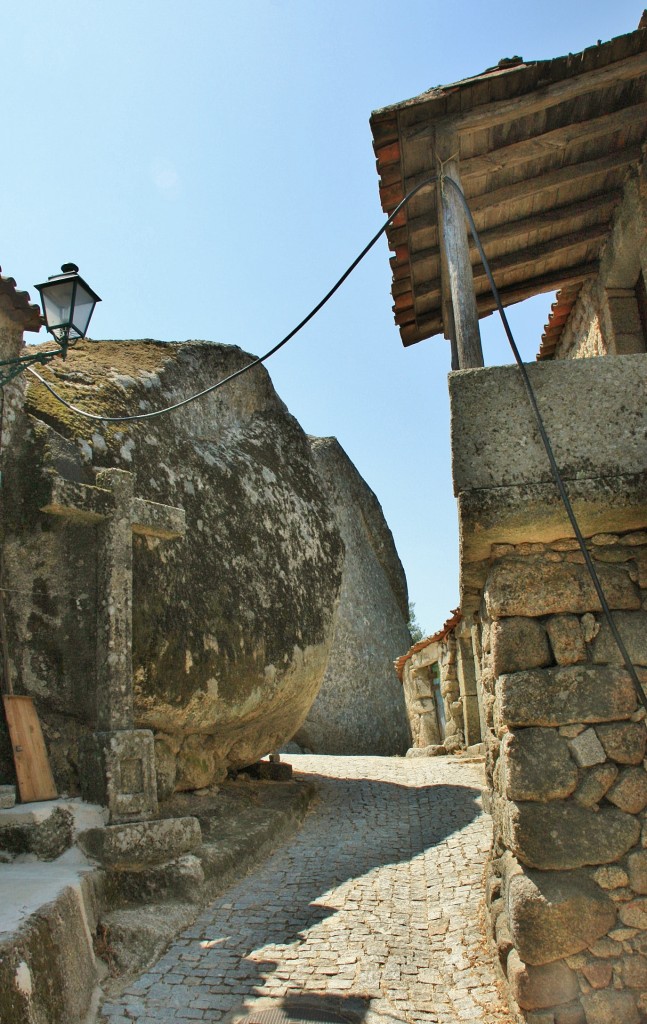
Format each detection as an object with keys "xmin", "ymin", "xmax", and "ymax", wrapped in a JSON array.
[{"xmin": 98, "ymin": 755, "xmax": 514, "ymax": 1024}]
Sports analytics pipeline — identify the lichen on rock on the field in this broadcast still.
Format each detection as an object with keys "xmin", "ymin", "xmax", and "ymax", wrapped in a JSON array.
[{"xmin": 2, "ymin": 339, "xmax": 345, "ymax": 792}]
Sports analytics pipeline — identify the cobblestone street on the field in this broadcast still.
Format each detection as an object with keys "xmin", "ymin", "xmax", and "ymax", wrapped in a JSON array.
[{"xmin": 98, "ymin": 755, "xmax": 513, "ymax": 1024}]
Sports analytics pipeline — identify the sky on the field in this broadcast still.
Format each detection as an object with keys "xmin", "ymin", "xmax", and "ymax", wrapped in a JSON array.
[{"xmin": 1, "ymin": 1, "xmax": 641, "ymax": 636}]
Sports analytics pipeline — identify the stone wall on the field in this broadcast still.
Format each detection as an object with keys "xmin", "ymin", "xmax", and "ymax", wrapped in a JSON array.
[
  {"xmin": 553, "ymin": 161, "xmax": 647, "ymax": 360},
  {"xmin": 480, "ymin": 534, "xmax": 647, "ymax": 1024},
  {"xmin": 450, "ymin": 354, "xmax": 647, "ymax": 1023}
]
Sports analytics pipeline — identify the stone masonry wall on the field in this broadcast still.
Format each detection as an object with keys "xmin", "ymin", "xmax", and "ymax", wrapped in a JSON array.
[
  {"xmin": 553, "ymin": 162, "xmax": 647, "ymax": 361},
  {"xmin": 479, "ymin": 531, "xmax": 647, "ymax": 1024}
]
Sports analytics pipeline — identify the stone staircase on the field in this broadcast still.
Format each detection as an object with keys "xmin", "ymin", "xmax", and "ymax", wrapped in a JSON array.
[{"xmin": 0, "ymin": 771, "xmax": 316, "ymax": 1023}]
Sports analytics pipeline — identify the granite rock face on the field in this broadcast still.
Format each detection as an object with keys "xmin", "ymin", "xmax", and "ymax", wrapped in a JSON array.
[
  {"xmin": 1, "ymin": 340, "xmax": 345, "ymax": 791},
  {"xmin": 294, "ymin": 438, "xmax": 411, "ymax": 755}
]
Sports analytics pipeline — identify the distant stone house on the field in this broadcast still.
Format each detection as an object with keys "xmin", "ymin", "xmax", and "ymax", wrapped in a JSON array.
[
  {"xmin": 372, "ymin": 15, "xmax": 647, "ymax": 1024},
  {"xmin": 396, "ymin": 609, "xmax": 484, "ymax": 753}
]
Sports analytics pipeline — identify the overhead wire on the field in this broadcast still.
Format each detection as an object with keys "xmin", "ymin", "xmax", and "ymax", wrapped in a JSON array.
[
  {"xmin": 23, "ymin": 169, "xmax": 646, "ymax": 713},
  {"xmin": 25, "ymin": 176, "xmax": 439, "ymax": 423},
  {"xmin": 441, "ymin": 172, "xmax": 647, "ymax": 715}
]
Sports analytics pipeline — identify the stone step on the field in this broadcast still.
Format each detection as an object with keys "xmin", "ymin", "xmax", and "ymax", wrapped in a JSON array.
[
  {"xmin": 0, "ymin": 798, "xmax": 107, "ymax": 861},
  {"xmin": 77, "ymin": 814, "xmax": 202, "ymax": 868}
]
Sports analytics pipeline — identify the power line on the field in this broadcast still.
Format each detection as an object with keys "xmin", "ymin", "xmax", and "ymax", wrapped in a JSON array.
[{"xmin": 26, "ymin": 176, "xmax": 439, "ymax": 423}]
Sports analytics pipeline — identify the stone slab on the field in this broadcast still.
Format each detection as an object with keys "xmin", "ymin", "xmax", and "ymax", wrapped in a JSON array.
[
  {"xmin": 450, "ymin": 355, "xmax": 647, "ymax": 493},
  {"xmin": 495, "ymin": 665, "xmax": 637, "ymax": 728},
  {"xmin": 77, "ymin": 815, "xmax": 202, "ymax": 867},
  {"xmin": 0, "ymin": 799, "xmax": 107, "ymax": 860},
  {"xmin": 0, "ymin": 863, "xmax": 102, "ymax": 1024}
]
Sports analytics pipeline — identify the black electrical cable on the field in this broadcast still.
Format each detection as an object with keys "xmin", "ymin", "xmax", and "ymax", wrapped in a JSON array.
[
  {"xmin": 26, "ymin": 176, "xmax": 439, "ymax": 423},
  {"xmin": 23, "ymin": 167, "xmax": 646, "ymax": 713},
  {"xmin": 442, "ymin": 172, "xmax": 647, "ymax": 715}
]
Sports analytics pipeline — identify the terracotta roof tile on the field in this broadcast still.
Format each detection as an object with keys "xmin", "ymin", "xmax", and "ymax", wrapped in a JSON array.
[
  {"xmin": 536, "ymin": 284, "xmax": 582, "ymax": 359},
  {"xmin": 394, "ymin": 609, "xmax": 462, "ymax": 680},
  {"xmin": 0, "ymin": 271, "xmax": 43, "ymax": 333}
]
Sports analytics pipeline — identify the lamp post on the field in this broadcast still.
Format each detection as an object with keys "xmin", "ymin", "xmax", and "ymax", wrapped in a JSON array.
[{"xmin": 0, "ymin": 263, "xmax": 101, "ymax": 389}]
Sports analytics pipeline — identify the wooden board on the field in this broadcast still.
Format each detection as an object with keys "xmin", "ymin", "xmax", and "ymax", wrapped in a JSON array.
[{"xmin": 3, "ymin": 695, "xmax": 57, "ymax": 802}]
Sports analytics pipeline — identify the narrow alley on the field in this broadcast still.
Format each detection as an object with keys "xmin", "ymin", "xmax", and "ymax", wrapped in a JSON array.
[{"xmin": 98, "ymin": 755, "xmax": 513, "ymax": 1024}]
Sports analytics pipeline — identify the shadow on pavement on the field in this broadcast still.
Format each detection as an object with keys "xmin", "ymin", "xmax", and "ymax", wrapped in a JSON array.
[{"xmin": 184, "ymin": 770, "xmax": 485, "ymax": 1014}]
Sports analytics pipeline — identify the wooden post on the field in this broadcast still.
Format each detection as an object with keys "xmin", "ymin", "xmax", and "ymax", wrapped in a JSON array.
[{"xmin": 435, "ymin": 130, "xmax": 484, "ymax": 369}]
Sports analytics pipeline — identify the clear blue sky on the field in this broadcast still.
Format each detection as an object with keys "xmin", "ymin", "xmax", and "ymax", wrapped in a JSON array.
[{"xmin": 2, "ymin": 1, "xmax": 640, "ymax": 635}]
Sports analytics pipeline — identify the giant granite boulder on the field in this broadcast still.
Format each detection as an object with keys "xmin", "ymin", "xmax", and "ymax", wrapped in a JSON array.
[
  {"xmin": 0, "ymin": 340, "xmax": 344, "ymax": 794},
  {"xmin": 294, "ymin": 438, "xmax": 411, "ymax": 755}
]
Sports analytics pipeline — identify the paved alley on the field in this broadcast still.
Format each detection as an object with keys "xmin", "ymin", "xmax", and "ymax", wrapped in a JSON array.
[{"xmin": 98, "ymin": 755, "xmax": 513, "ymax": 1024}]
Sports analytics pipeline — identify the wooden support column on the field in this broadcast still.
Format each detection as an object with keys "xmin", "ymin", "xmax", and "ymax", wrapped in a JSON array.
[{"xmin": 435, "ymin": 130, "xmax": 484, "ymax": 368}]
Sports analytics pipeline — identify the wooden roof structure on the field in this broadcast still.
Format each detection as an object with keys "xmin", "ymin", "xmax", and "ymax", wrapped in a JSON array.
[{"xmin": 370, "ymin": 15, "xmax": 647, "ymax": 349}]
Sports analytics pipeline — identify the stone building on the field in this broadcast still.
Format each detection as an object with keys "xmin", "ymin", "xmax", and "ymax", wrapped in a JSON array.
[
  {"xmin": 396, "ymin": 609, "xmax": 484, "ymax": 754},
  {"xmin": 371, "ymin": 14, "xmax": 647, "ymax": 1024}
]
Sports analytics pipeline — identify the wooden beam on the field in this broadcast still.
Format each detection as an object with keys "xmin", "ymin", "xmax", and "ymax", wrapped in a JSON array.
[
  {"xmin": 411, "ymin": 262, "xmax": 599, "ymax": 342},
  {"xmin": 467, "ymin": 146, "xmax": 642, "ymax": 216},
  {"xmin": 409, "ymin": 191, "xmax": 620, "ymax": 268},
  {"xmin": 414, "ymin": 222, "xmax": 608, "ymax": 307},
  {"xmin": 459, "ymin": 100, "xmax": 647, "ymax": 179},
  {"xmin": 417, "ymin": 49, "xmax": 647, "ymax": 137},
  {"xmin": 475, "ymin": 261, "xmax": 599, "ymax": 312},
  {"xmin": 436, "ymin": 135, "xmax": 483, "ymax": 368}
]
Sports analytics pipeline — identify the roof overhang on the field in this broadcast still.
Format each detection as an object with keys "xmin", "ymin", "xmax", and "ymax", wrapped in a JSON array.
[
  {"xmin": 0, "ymin": 273, "xmax": 43, "ymax": 333},
  {"xmin": 369, "ymin": 17, "xmax": 647, "ymax": 347}
]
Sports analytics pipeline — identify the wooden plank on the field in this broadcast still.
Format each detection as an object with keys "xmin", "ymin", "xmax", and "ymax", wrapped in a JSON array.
[
  {"xmin": 409, "ymin": 192, "xmax": 620, "ymax": 267},
  {"xmin": 427, "ymin": 49, "xmax": 647, "ymax": 136},
  {"xmin": 3, "ymin": 695, "xmax": 57, "ymax": 802},
  {"xmin": 475, "ymin": 261, "xmax": 599, "ymax": 311},
  {"xmin": 467, "ymin": 146, "xmax": 642, "ymax": 215},
  {"xmin": 411, "ymin": 262, "xmax": 599, "ymax": 343},
  {"xmin": 414, "ymin": 222, "xmax": 608, "ymax": 308},
  {"xmin": 460, "ymin": 100, "xmax": 647, "ymax": 179}
]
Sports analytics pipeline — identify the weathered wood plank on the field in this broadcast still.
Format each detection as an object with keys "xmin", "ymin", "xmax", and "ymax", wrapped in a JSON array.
[
  {"xmin": 4, "ymin": 696, "xmax": 57, "ymax": 802},
  {"xmin": 415, "ymin": 222, "xmax": 608, "ymax": 308},
  {"xmin": 409, "ymin": 191, "xmax": 620, "ymax": 268},
  {"xmin": 412, "ymin": 262, "xmax": 599, "ymax": 342},
  {"xmin": 415, "ymin": 49, "xmax": 647, "ymax": 136},
  {"xmin": 466, "ymin": 146, "xmax": 642, "ymax": 215},
  {"xmin": 460, "ymin": 100, "xmax": 647, "ymax": 179}
]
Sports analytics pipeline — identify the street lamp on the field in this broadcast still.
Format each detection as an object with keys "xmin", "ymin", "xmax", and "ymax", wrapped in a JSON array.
[
  {"xmin": 35, "ymin": 263, "xmax": 101, "ymax": 357},
  {"xmin": 0, "ymin": 263, "xmax": 101, "ymax": 390}
]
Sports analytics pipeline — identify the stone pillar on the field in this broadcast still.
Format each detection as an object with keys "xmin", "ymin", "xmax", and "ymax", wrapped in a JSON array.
[
  {"xmin": 604, "ymin": 288, "xmax": 646, "ymax": 355},
  {"xmin": 401, "ymin": 642, "xmax": 443, "ymax": 749},
  {"xmin": 438, "ymin": 632, "xmax": 465, "ymax": 752},
  {"xmin": 450, "ymin": 355, "xmax": 647, "ymax": 1024},
  {"xmin": 455, "ymin": 620, "xmax": 482, "ymax": 747}
]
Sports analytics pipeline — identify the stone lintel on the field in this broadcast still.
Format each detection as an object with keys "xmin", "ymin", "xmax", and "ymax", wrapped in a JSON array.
[
  {"xmin": 457, "ymin": 475, "xmax": 647, "ymax": 611},
  {"xmin": 39, "ymin": 475, "xmax": 115, "ymax": 524},
  {"xmin": 131, "ymin": 497, "xmax": 186, "ymax": 539},
  {"xmin": 409, "ymin": 641, "xmax": 440, "ymax": 671}
]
